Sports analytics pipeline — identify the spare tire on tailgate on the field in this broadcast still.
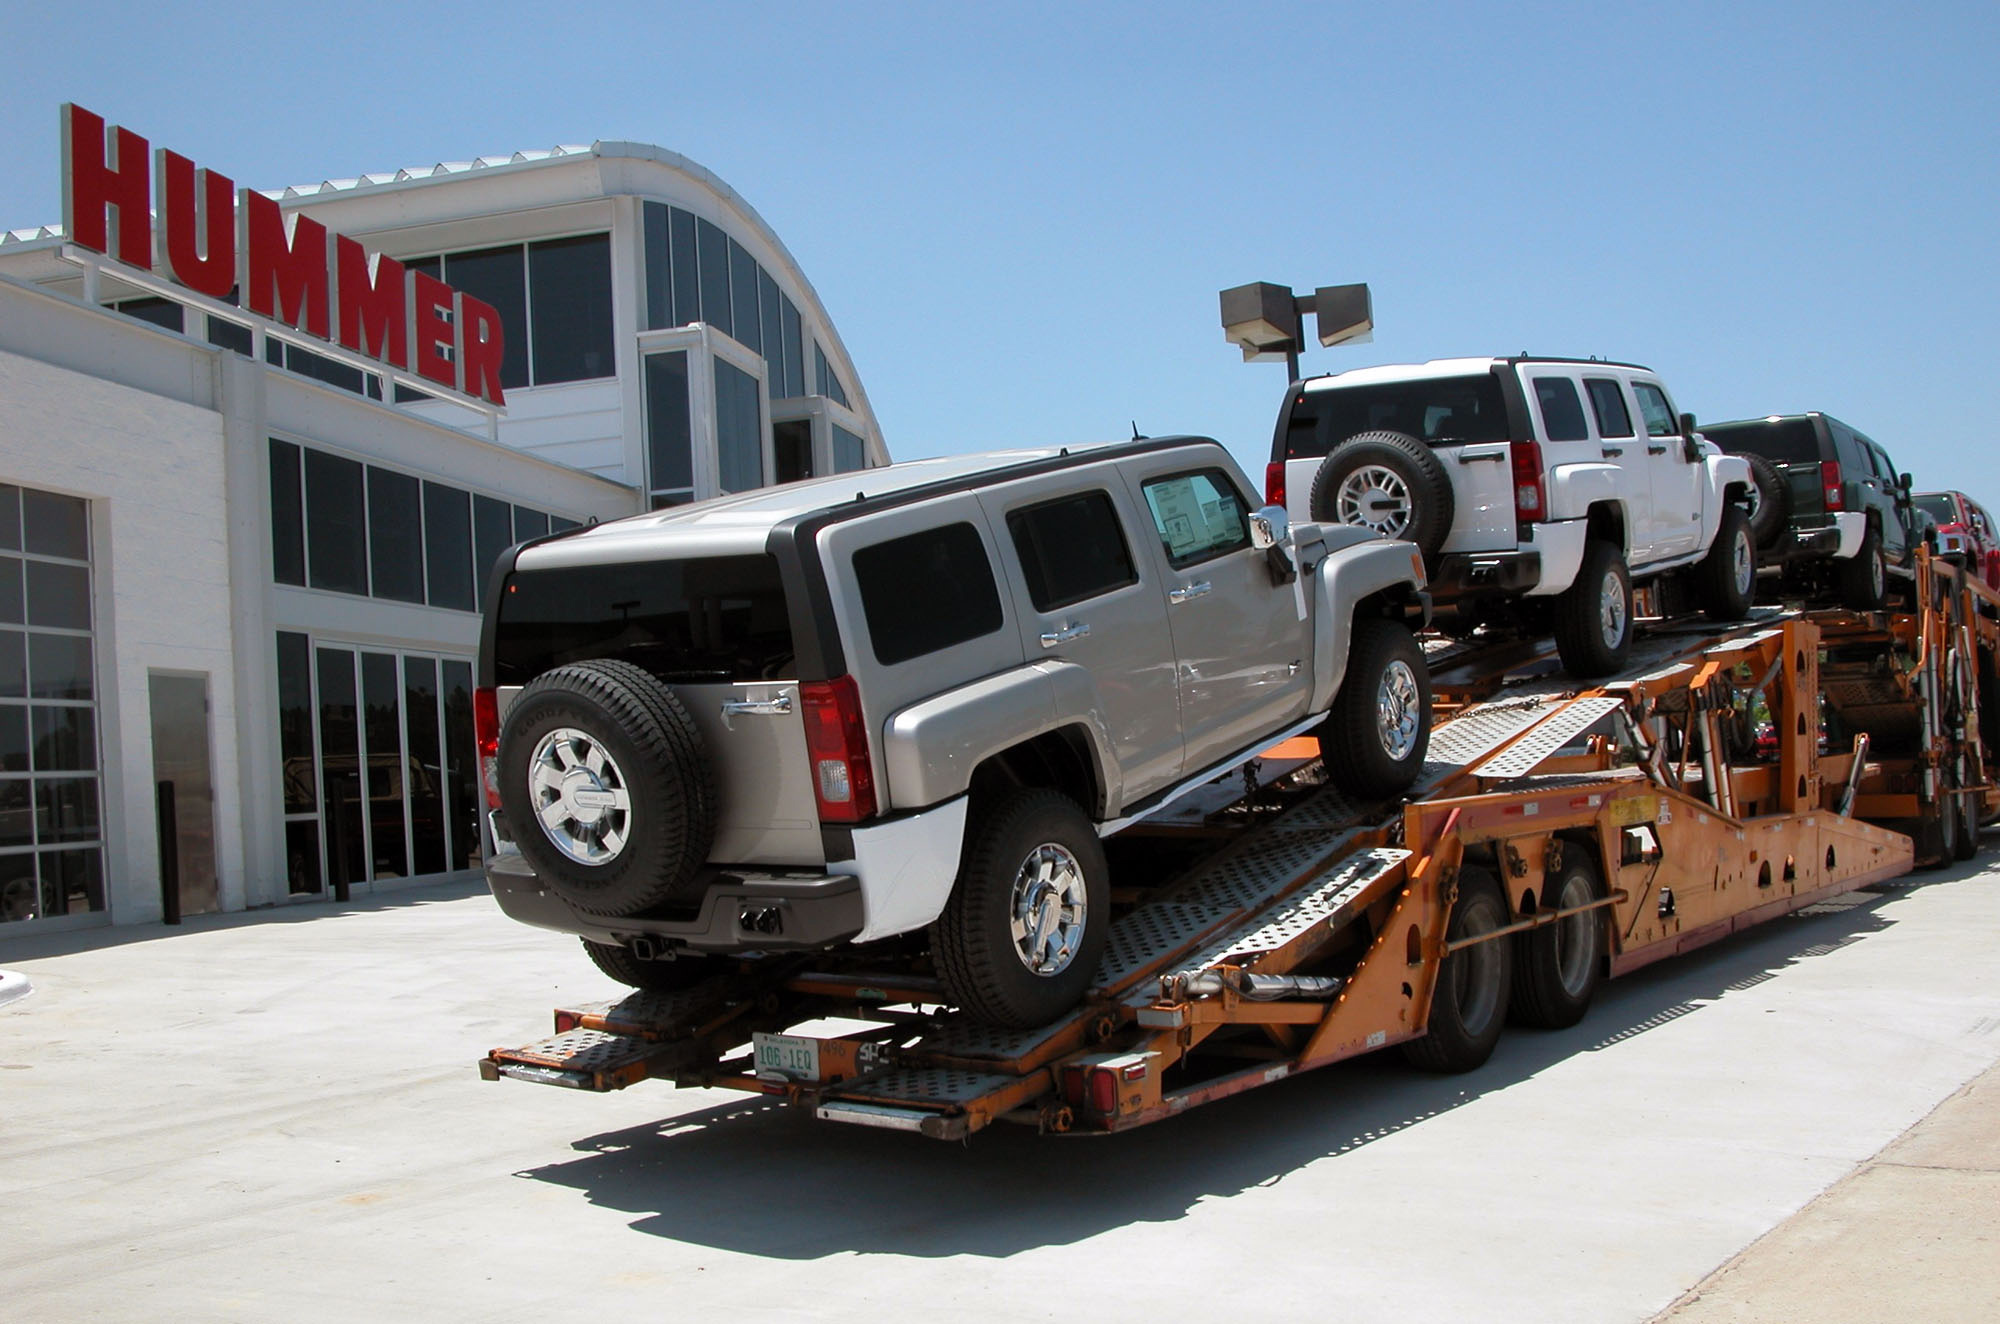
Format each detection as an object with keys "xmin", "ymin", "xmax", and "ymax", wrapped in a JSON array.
[
  {"xmin": 498, "ymin": 659, "xmax": 718, "ymax": 916},
  {"xmin": 1308, "ymin": 430, "xmax": 1455, "ymax": 559}
]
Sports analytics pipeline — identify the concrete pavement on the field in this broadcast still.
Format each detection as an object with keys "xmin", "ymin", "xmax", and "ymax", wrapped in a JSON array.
[{"xmin": 2, "ymin": 848, "xmax": 1996, "ymax": 1323}]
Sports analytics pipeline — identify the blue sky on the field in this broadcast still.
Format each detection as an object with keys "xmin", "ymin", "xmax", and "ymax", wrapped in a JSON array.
[{"xmin": 6, "ymin": 2, "xmax": 1996, "ymax": 495}]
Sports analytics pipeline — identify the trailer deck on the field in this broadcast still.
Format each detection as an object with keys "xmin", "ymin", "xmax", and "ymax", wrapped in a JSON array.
[{"xmin": 482, "ymin": 553, "xmax": 2000, "ymax": 1139}]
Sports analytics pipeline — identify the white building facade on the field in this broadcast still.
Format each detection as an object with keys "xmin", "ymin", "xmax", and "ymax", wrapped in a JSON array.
[{"xmin": 0, "ymin": 129, "xmax": 887, "ymax": 929}]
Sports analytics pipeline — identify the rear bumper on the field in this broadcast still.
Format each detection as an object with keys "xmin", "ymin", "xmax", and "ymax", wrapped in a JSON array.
[{"xmin": 1431, "ymin": 518, "xmax": 1590, "ymax": 600}]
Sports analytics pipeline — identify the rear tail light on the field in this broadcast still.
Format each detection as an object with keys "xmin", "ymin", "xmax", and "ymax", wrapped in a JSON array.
[
  {"xmin": 1821, "ymin": 460, "xmax": 1844, "ymax": 511},
  {"xmin": 1265, "ymin": 460, "xmax": 1287, "ymax": 508},
  {"xmin": 799, "ymin": 675, "xmax": 877, "ymax": 823},
  {"xmin": 473, "ymin": 686, "xmax": 501, "ymax": 810},
  {"xmin": 1510, "ymin": 440, "xmax": 1547, "ymax": 523}
]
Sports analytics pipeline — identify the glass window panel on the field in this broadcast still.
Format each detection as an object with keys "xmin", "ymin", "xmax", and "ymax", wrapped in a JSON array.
[
  {"xmin": 774, "ymin": 419, "xmax": 813, "ymax": 484},
  {"xmin": 276, "ymin": 631, "xmax": 316, "ymax": 813},
  {"xmin": 714, "ymin": 358, "xmax": 763, "ymax": 493},
  {"xmin": 650, "ymin": 493, "xmax": 692, "ymax": 510},
  {"xmin": 26, "ymin": 562, "xmax": 90, "ymax": 630},
  {"xmin": 207, "ymin": 315, "xmax": 252, "ymax": 357},
  {"xmin": 759, "ymin": 269, "xmax": 783, "ymax": 391},
  {"xmin": 1585, "ymin": 379, "xmax": 1635, "ymax": 439},
  {"xmin": 642, "ymin": 201, "xmax": 672, "ymax": 331},
  {"xmin": 0, "ymin": 557, "xmax": 20, "ymax": 624},
  {"xmin": 0, "ymin": 855, "xmax": 35, "ymax": 923},
  {"xmin": 852, "ymin": 523, "xmax": 1004, "ymax": 666},
  {"xmin": 31, "ymin": 706, "xmax": 95, "ymax": 771},
  {"xmin": 115, "ymin": 296, "xmax": 183, "ymax": 332},
  {"xmin": 367, "ymin": 467, "xmax": 425, "ymax": 604},
  {"xmin": 403, "ymin": 656, "xmax": 447, "ymax": 876},
  {"xmin": 815, "ymin": 343, "xmax": 850, "ymax": 407},
  {"xmin": 670, "ymin": 208, "xmax": 700, "ymax": 328},
  {"xmin": 832, "ymin": 426, "xmax": 867, "ymax": 475},
  {"xmin": 1532, "ymin": 377, "xmax": 1590, "ymax": 443},
  {"xmin": 285, "ymin": 343, "xmax": 367, "ymax": 396},
  {"xmin": 1142, "ymin": 470, "xmax": 1251, "ymax": 569},
  {"xmin": 317, "ymin": 647, "xmax": 365, "ymax": 891},
  {"xmin": 549, "ymin": 516, "xmax": 579, "ymax": 533},
  {"xmin": 1633, "ymin": 383, "xmax": 1678, "ymax": 437},
  {"xmin": 0, "ymin": 630, "xmax": 22, "ymax": 698},
  {"xmin": 728, "ymin": 238, "xmax": 762, "ymax": 355},
  {"xmin": 0, "ymin": 706, "xmax": 24, "ymax": 771},
  {"xmin": 22, "ymin": 489, "xmax": 88, "ymax": 560},
  {"xmin": 0, "ymin": 780, "xmax": 30, "ymax": 849},
  {"xmin": 269, "ymin": 439, "xmax": 306, "ymax": 586},
  {"xmin": 442, "ymin": 659, "xmax": 477, "ymax": 869},
  {"xmin": 28, "ymin": 634, "xmax": 92, "ymax": 701},
  {"xmin": 362, "ymin": 652, "xmax": 407, "ymax": 879},
  {"xmin": 473, "ymin": 495, "xmax": 513, "ymax": 605},
  {"xmin": 285, "ymin": 818, "xmax": 322, "ymax": 894},
  {"xmin": 35, "ymin": 778, "xmax": 98, "ymax": 843},
  {"xmin": 528, "ymin": 234, "xmax": 614, "ymax": 384},
  {"xmin": 1007, "ymin": 491, "xmax": 1138, "ymax": 611},
  {"xmin": 0, "ymin": 485, "xmax": 18, "ymax": 550},
  {"xmin": 265, "ymin": 337, "xmax": 284, "ymax": 366},
  {"xmin": 44, "ymin": 847, "xmax": 104, "ymax": 915},
  {"xmin": 423, "ymin": 483, "xmax": 474, "ymax": 611},
  {"xmin": 304, "ymin": 449, "xmax": 368, "ymax": 595},
  {"xmin": 645, "ymin": 352, "xmax": 694, "ymax": 495},
  {"xmin": 696, "ymin": 217, "xmax": 732, "ymax": 337},
  {"xmin": 513, "ymin": 507, "xmax": 549, "ymax": 542},
  {"xmin": 445, "ymin": 245, "xmax": 529, "ymax": 390},
  {"xmin": 780, "ymin": 296, "xmax": 805, "ymax": 400}
]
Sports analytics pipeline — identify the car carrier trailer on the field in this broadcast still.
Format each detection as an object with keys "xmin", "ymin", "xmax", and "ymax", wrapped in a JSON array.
[{"xmin": 480, "ymin": 549, "xmax": 1997, "ymax": 1140}]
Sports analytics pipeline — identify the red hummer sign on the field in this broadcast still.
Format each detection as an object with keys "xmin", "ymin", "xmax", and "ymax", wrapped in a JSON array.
[{"xmin": 60, "ymin": 102, "xmax": 506, "ymax": 406}]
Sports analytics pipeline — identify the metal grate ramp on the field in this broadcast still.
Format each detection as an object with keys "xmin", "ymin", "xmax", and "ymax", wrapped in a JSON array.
[{"xmin": 484, "ymin": 1029, "xmax": 662, "ymax": 1091}]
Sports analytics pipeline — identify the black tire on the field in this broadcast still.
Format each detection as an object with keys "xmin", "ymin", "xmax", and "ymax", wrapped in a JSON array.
[
  {"xmin": 1509, "ymin": 843, "xmax": 1605, "ymax": 1029},
  {"xmin": 581, "ymin": 938, "xmax": 716, "ymax": 992},
  {"xmin": 932, "ymin": 789, "xmax": 1109, "ymax": 1029},
  {"xmin": 1838, "ymin": 525, "xmax": 1887, "ymax": 611},
  {"xmin": 1308, "ymin": 431, "xmax": 1455, "ymax": 559},
  {"xmin": 1917, "ymin": 802, "xmax": 1958, "ymax": 870},
  {"xmin": 1743, "ymin": 453, "xmax": 1789, "ymax": 548},
  {"xmin": 1695, "ymin": 505, "xmax": 1757, "ymax": 622},
  {"xmin": 1318, "ymin": 618, "xmax": 1431, "ymax": 798},
  {"xmin": 498, "ymin": 659, "xmax": 718, "ymax": 917},
  {"xmin": 1403, "ymin": 865, "xmax": 1512, "ymax": 1072},
  {"xmin": 1553, "ymin": 539, "xmax": 1633, "ymax": 678},
  {"xmin": 1953, "ymin": 788, "xmax": 1979, "ymax": 861}
]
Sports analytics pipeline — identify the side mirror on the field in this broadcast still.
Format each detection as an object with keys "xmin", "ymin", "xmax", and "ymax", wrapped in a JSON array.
[
  {"xmin": 1249, "ymin": 505, "xmax": 1290, "ymax": 550},
  {"xmin": 1680, "ymin": 412, "xmax": 1698, "ymax": 435},
  {"xmin": 1899, "ymin": 472, "xmax": 1913, "ymax": 491}
]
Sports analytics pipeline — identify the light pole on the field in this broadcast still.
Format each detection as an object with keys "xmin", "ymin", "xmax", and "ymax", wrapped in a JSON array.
[{"xmin": 1218, "ymin": 281, "xmax": 1374, "ymax": 383}]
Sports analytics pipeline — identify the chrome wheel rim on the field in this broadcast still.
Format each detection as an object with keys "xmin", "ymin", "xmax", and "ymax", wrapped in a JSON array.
[
  {"xmin": 1335, "ymin": 465, "xmax": 1415, "ymax": 538},
  {"xmin": 1009, "ymin": 843, "xmax": 1088, "ymax": 977},
  {"xmin": 1451, "ymin": 891, "xmax": 1506, "ymax": 1035},
  {"xmin": 1598, "ymin": 569, "xmax": 1627, "ymax": 649},
  {"xmin": 528, "ymin": 727, "xmax": 632, "ymax": 866},
  {"xmin": 1732, "ymin": 528, "xmax": 1754, "ymax": 597},
  {"xmin": 1376, "ymin": 659, "xmax": 1423, "ymax": 762},
  {"xmin": 1552, "ymin": 869, "xmax": 1597, "ymax": 997}
]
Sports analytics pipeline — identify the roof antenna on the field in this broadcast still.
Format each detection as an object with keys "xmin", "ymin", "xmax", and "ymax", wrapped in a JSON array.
[{"xmin": 1131, "ymin": 420, "xmax": 1144, "ymax": 440}]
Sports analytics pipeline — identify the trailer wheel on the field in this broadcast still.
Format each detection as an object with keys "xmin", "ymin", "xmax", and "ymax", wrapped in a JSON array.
[
  {"xmin": 1509, "ymin": 846, "xmax": 1604, "ymax": 1029},
  {"xmin": 1319, "ymin": 617, "xmax": 1431, "ymax": 798},
  {"xmin": 1308, "ymin": 431, "xmax": 1455, "ymax": 558},
  {"xmin": 1695, "ymin": 505, "xmax": 1756, "ymax": 622},
  {"xmin": 1403, "ymin": 865, "xmax": 1512, "ymax": 1072},
  {"xmin": 932, "ymin": 788, "xmax": 1109, "ymax": 1029},
  {"xmin": 498, "ymin": 659, "xmax": 718, "ymax": 916},
  {"xmin": 1553, "ymin": 539, "xmax": 1632, "ymax": 678},
  {"xmin": 581, "ymin": 938, "xmax": 716, "ymax": 992},
  {"xmin": 1837, "ymin": 526, "xmax": 1887, "ymax": 611}
]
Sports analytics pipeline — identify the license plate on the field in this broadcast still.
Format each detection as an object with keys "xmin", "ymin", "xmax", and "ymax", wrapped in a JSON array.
[{"xmin": 753, "ymin": 1032, "xmax": 821, "ymax": 1081}]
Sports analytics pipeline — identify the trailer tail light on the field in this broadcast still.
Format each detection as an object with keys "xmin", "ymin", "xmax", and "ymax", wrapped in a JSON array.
[
  {"xmin": 474, "ymin": 686, "xmax": 502, "ymax": 810},
  {"xmin": 1510, "ymin": 440, "xmax": 1547, "ymax": 521},
  {"xmin": 1265, "ymin": 460, "xmax": 1287, "ymax": 508},
  {"xmin": 1821, "ymin": 460, "xmax": 1845, "ymax": 511},
  {"xmin": 800, "ymin": 676, "xmax": 877, "ymax": 823}
]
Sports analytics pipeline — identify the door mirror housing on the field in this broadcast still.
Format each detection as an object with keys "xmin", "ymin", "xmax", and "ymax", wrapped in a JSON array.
[
  {"xmin": 1249, "ymin": 504, "xmax": 1290, "ymax": 550},
  {"xmin": 1899, "ymin": 472, "xmax": 1913, "ymax": 492}
]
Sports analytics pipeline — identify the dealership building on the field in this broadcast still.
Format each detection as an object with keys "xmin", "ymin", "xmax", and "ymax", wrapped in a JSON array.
[{"xmin": 0, "ymin": 110, "xmax": 888, "ymax": 930}]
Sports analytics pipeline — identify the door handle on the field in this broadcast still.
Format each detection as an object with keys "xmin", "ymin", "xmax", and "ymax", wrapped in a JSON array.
[
  {"xmin": 1647, "ymin": 443, "xmax": 1668, "ymax": 455},
  {"xmin": 1038, "ymin": 621, "xmax": 1091, "ymax": 648},
  {"xmin": 1456, "ymin": 450, "xmax": 1506, "ymax": 464},
  {"xmin": 1601, "ymin": 445, "xmax": 1626, "ymax": 457},
  {"xmin": 1169, "ymin": 581, "xmax": 1212, "ymax": 604},
  {"xmin": 720, "ymin": 693, "xmax": 794, "ymax": 717}
]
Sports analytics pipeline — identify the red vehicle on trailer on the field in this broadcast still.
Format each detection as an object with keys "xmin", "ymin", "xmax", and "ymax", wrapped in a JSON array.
[{"xmin": 1915, "ymin": 490, "xmax": 2000, "ymax": 591}]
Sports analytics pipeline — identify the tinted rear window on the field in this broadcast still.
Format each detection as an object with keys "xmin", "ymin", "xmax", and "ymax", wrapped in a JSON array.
[
  {"xmin": 853, "ymin": 522, "xmax": 1004, "ymax": 666},
  {"xmin": 1007, "ymin": 491, "xmax": 1137, "ymax": 611},
  {"xmin": 495, "ymin": 554, "xmax": 793, "ymax": 685},
  {"xmin": 1285, "ymin": 373, "xmax": 1509, "ymax": 458},
  {"xmin": 1703, "ymin": 418, "xmax": 1822, "ymax": 465}
]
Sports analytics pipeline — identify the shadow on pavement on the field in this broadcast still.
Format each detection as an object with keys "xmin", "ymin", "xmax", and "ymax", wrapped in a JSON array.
[{"xmin": 514, "ymin": 869, "xmax": 1960, "ymax": 1259}]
